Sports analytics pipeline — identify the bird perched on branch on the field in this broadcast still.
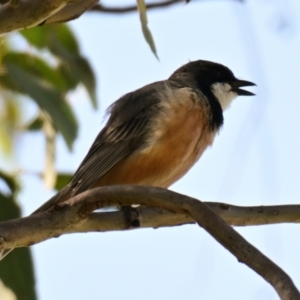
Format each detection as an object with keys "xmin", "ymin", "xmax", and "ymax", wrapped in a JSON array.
[{"xmin": 0, "ymin": 60, "xmax": 255, "ymax": 260}]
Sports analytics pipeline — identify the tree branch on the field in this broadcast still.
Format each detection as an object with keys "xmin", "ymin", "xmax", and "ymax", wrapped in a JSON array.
[
  {"xmin": 0, "ymin": 0, "xmax": 184, "ymax": 32},
  {"xmin": 88, "ymin": 0, "xmax": 245, "ymax": 14},
  {"xmin": 43, "ymin": 0, "xmax": 185, "ymax": 24},
  {"xmin": 0, "ymin": 0, "xmax": 71, "ymax": 34},
  {"xmin": 44, "ymin": 0, "xmax": 98, "ymax": 24},
  {"xmin": 0, "ymin": 185, "xmax": 299, "ymax": 299},
  {"xmin": 0, "ymin": 0, "xmax": 246, "ymax": 33},
  {"xmin": 1, "ymin": 197, "xmax": 300, "ymax": 248},
  {"xmin": 89, "ymin": 0, "xmax": 185, "ymax": 14}
]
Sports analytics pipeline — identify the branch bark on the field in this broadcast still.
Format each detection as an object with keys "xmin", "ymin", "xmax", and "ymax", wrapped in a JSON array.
[
  {"xmin": 1, "ymin": 196, "xmax": 300, "ymax": 248},
  {"xmin": 0, "ymin": 0, "xmax": 184, "ymax": 33},
  {"xmin": 44, "ymin": 0, "xmax": 98, "ymax": 24},
  {"xmin": 45, "ymin": 0, "xmax": 185, "ymax": 24},
  {"xmin": 89, "ymin": 0, "xmax": 185, "ymax": 14},
  {"xmin": 0, "ymin": 185, "xmax": 299, "ymax": 299},
  {"xmin": 0, "ymin": 0, "xmax": 70, "ymax": 34},
  {"xmin": 0, "ymin": 0, "xmax": 246, "ymax": 34}
]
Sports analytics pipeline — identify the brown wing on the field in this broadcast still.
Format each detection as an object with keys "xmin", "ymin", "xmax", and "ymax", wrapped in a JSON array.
[
  {"xmin": 68, "ymin": 81, "xmax": 165, "ymax": 195},
  {"xmin": 31, "ymin": 81, "xmax": 166, "ymax": 215}
]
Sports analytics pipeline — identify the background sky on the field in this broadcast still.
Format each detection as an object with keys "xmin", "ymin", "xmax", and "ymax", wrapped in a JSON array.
[{"xmin": 10, "ymin": 0, "xmax": 300, "ymax": 299}]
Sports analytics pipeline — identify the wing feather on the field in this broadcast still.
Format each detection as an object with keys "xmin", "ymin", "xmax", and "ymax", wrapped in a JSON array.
[{"xmin": 69, "ymin": 81, "xmax": 167, "ymax": 195}]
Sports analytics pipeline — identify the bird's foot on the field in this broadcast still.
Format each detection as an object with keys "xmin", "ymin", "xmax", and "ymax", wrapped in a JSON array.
[{"xmin": 121, "ymin": 206, "xmax": 140, "ymax": 229}]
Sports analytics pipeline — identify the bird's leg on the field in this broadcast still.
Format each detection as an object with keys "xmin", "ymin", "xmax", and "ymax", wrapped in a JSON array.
[{"xmin": 121, "ymin": 206, "xmax": 140, "ymax": 228}]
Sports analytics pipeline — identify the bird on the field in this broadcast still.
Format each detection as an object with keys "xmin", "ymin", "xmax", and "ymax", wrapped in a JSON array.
[{"xmin": 0, "ymin": 60, "xmax": 255, "ymax": 260}]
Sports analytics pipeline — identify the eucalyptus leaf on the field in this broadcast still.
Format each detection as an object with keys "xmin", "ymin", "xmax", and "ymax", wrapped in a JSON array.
[
  {"xmin": 0, "ymin": 193, "xmax": 36, "ymax": 300},
  {"xmin": 50, "ymin": 43, "xmax": 97, "ymax": 109},
  {"xmin": 3, "ymin": 61, "xmax": 78, "ymax": 150},
  {"xmin": 24, "ymin": 115, "xmax": 44, "ymax": 131},
  {"xmin": 21, "ymin": 24, "xmax": 79, "ymax": 55},
  {"xmin": 0, "ymin": 170, "xmax": 19, "ymax": 195},
  {"xmin": 54, "ymin": 172, "xmax": 73, "ymax": 191},
  {"xmin": 136, "ymin": 0, "xmax": 158, "ymax": 59},
  {"xmin": 20, "ymin": 25, "xmax": 97, "ymax": 108},
  {"xmin": 50, "ymin": 24, "xmax": 80, "ymax": 55},
  {"xmin": 4, "ymin": 52, "xmax": 74, "ymax": 93}
]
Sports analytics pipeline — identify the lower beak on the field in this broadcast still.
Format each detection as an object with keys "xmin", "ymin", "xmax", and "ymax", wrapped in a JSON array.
[{"xmin": 231, "ymin": 79, "xmax": 256, "ymax": 96}]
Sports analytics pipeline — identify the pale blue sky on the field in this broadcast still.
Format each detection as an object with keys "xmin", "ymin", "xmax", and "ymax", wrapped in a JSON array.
[{"xmin": 13, "ymin": 0, "xmax": 300, "ymax": 299}]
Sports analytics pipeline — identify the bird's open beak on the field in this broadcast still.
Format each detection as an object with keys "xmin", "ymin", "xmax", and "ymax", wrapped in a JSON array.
[{"xmin": 231, "ymin": 79, "xmax": 256, "ymax": 96}]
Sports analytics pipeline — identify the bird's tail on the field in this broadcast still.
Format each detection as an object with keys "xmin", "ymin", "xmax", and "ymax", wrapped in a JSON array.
[
  {"xmin": 0, "ymin": 186, "xmax": 72, "ymax": 261},
  {"xmin": 31, "ymin": 185, "xmax": 71, "ymax": 214}
]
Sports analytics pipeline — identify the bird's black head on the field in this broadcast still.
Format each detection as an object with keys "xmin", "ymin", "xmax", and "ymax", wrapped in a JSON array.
[{"xmin": 169, "ymin": 60, "xmax": 255, "ymax": 110}]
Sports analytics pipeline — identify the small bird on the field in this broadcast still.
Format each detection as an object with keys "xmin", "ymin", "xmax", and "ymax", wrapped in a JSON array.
[{"xmin": 0, "ymin": 60, "xmax": 255, "ymax": 260}]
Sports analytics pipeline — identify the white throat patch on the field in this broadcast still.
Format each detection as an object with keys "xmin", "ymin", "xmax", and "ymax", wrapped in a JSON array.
[{"xmin": 211, "ymin": 83, "xmax": 237, "ymax": 111}]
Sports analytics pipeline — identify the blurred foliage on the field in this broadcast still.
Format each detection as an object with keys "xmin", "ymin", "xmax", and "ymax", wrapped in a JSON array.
[
  {"xmin": 0, "ymin": 24, "xmax": 97, "ymax": 150},
  {"xmin": 137, "ymin": 0, "xmax": 158, "ymax": 59},
  {"xmin": 54, "ymin": 172, "xmax": 73, "ymax": 191},
  {"xmin": 0, "ymin": 23, "xmax": 98, "ymax": 299},
  {"xmin": 0, "ymin": 3, "xmax": 167, "ymax": 298},
  {"xmin": 0, "ymin": 170, "xmax": 36, "ymax": 300},
  {"xmin": 0, "ymin": 96, "xmax": 21, "ymax": 156},
  {"xmin": 0, "ymin": 40, "xmax": 22, "ymax": 157},
  {"xmin": 0, "ymin": 193, "xmax": 36, "ymax": 300}
]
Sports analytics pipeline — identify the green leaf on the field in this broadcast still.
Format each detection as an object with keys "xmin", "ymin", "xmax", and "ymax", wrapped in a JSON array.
[
  {"xmin": 50, "ymin": 44, "xmax": 97, "ymax": 109},
  {"xmin": 0, "ymin": 95, "xmax": 22, "ymax": 156},
  {"xmin": 0, "ymin": 194, "xmax": 20, "ymax": 220},
  {"xmin": 0, "ymin": 193, "xmax": 36, "ymax": 300},
  {"xmin": 0, "ymin": 248, "xmax": 36, "ymax": 300},
  {"xmin": 67, "ymin": 56, "xmax": 97, "ymax": 109},
  {"xmin": 2, "ymin": 61, "xmax": 78, "ymax": 150},
  {"xmin": 58, "ymin": 63, "xmax": 79, "ymax": 90},
  {"xmin": 54, "ymin": 172, "xmax": 73, "ymax": 191},
  {"xmin": 0, "ymin": 170, "xmax": 19, "ymax": 195},
  {"xmin": 136, "ymin": 0, "xmax": 158, "ymax": 59},
  {"xmin": 20, "ymin": 24, "xmax": 79, "ymax": 55},
  {"xmin": 20, "ymin": 25, "xmax": 97, "ymax": 108},
  {"xmin": 3, "ymin": 52, "xmax": 76, "ymax": 93},
  {"xmin": 20, "ymin": 26, "xmax": 48, "ymax": 49},
  {"xmin": 23, "ymin": 115, "xmax": 44, "ymax": 131},
  {"xmin": 51, "ymin": 24, "xmax": 80, "ymax": 55}
]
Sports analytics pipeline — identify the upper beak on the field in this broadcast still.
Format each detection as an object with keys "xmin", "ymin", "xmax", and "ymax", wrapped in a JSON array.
[{"xmin": 230, "ymin": 79, "xmax": 256, "ymax": 96}]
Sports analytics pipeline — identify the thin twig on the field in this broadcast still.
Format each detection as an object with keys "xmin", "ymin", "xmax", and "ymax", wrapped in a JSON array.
[{"xmin": 90, "ymin": 0, "xmax": 185, "ymax": 14}]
